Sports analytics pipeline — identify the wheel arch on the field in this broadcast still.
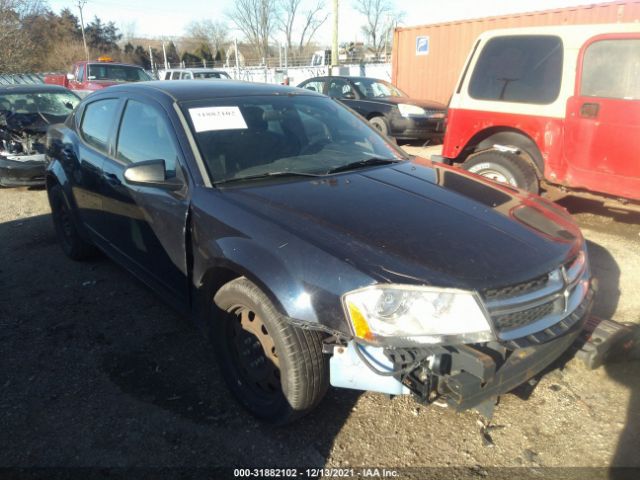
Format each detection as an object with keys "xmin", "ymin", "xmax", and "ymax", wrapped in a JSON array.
[
  {"xmin": 192, "ymin": 256, "xmax": 316, "ymax": 340},
  {"xmin": 459, "ymin": 127, "xmax": 544, "ymax": 176},
  {"xmin": 366, "ymin": 111, "xmax": 385, "ymax": 120}
]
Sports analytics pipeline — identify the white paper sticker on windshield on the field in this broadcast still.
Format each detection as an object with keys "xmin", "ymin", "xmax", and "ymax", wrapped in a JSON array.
[{"xmin": 189, "ymin": 106, "xmax": 248, "ymax": 132}]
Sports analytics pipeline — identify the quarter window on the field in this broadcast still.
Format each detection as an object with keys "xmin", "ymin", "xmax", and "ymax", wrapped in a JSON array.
[
  {"xmin": 581, "ymin": 39, "xmax": 640, "ymax": 99},
  {"xmin": 468, "ymin": 35, "xmax": 563, "ymax": 104},
  {"xmin": 80, "ymin": 98, "xmax": 119, "ymax": 152},
  {"xmin": 116, "ymin": 100, "xmax": 178, "ymax": 175}
]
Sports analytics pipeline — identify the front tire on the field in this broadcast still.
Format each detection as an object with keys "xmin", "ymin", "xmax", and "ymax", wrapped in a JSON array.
[
  {"xmin": 212, "ymin": 277, "xmax": 329, "ymax": 424},
  {"xmin": 49, "ymin": 184, "xmax": 97, "ymax": 260},
  {"xmin": 462, "ymin": 150, "xmax": 539, "ymax": 194}
]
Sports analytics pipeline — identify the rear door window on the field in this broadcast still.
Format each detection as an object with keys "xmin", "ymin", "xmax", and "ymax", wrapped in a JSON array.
[
  {"xmin": 301, "ymin": 80, "xmax": 325, "ymax": 93},
  {"xmin": 468, "ymin": 35, "xmax": 563, "ymax": 104},
  {"xmin": 327, "ymin": 79, "xmax": 355, "ymax": 99},
  {"xmin": 80, "ymin": 98, "xmax": 119, "ymax": 152},
  {"xmin": 581, "ymin": 39, "xmax": 640, "ymax": 99}
]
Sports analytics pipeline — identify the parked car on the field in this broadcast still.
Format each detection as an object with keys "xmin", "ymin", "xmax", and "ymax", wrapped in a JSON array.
[
  {"xmin": 44, "ymin": 57, "xmax": 153, "ymax": 98},
  {"xmin": 297, "ymin": 76, "xmax": 446, "ymax": 142},
  {"xmin": 0, "ymin": 84, "xmax": 80, "ymax": 187},
  {"xmin": 161, "ymin": 68, "xmax": 231, "ymax": 80},
  {"xmin": 436, "ymin": 23, "xmax": 640, "ymax": 204},
  {"xmin": 46, "ymin": 81, "xmax": 592, "ymax": 424}
]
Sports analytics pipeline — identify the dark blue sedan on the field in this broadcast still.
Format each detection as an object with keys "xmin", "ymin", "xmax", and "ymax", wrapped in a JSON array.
[{"xmin": 45, "ymin": 81, "xmax": 592, "ymax": 424}]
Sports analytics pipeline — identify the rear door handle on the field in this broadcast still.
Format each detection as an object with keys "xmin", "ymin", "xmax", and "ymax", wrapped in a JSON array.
[{"xmin": 580, "ymin": 102, "xmax": 600, "ymax": 118}]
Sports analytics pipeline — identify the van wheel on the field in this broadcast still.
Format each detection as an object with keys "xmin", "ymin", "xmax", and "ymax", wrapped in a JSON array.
[
  {"xmin": 49, "ymin": 184, "xmax": 97, "ymax": 260},
  {"xmin": 369, "ymin": 116, "xmax": 390, "ymax": 136},
  {"xmin": 212, "ymin": 277, "xmax": 329, "ymax": 424},
  {"xmin": 463, "ymin": 150, "xmax": 539, "ymax": 194}
]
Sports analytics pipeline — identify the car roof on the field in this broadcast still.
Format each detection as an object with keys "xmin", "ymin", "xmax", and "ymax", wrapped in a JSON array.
[
  {"xmin": 166, "ymin": 68, "xmax": 227, "ymax": 72},
  {"xmin": 85, "ymin": 61, "xmax": 143, "ymax": 68},
  {"xmin": 0, "ymin": 84, "xmax": 78, "ymax": 95},
  {"xmin": 478, "ymin": 23, "xmax": 640, "ymax": 48},
  {"xmin": 305, "ymin": 76, "xmax": 389, "ymax": 82},
  {"xmin": 103, "ymin": 80, "xmax": 324, "ymax": 102}
]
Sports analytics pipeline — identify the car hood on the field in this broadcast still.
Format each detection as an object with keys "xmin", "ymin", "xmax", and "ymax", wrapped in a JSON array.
[
  {"xmin": 85, "ymin": 80, "xmax": 130, "ymax": 89},
  {"xmin": 373, "ymin": 96, "xmax": 447, "ymax": 111},
  {"xmin": 220, "ymin": 160, "xmax": 583, "ymax": 291}
]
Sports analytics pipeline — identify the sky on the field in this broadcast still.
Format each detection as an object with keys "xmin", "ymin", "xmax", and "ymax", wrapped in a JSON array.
[{"xmin": 47, "ymin": 0, "xmax": 599, "ymax": 44}]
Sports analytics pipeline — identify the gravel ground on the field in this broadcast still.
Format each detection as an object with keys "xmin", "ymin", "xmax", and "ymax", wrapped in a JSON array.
[{"xmin": 0, "ymin": 186, "xmax": 638, "ymax": 474}]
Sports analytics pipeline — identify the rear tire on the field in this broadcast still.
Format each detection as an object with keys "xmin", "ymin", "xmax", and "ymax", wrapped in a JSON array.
[
  {"xmin": 462, "ymin": 150, "xmax": 539, "ymax": 194},
  {"xmin": 212, "ymin": 277, "xmax": 329, "ymax": 424},
  {"xmin": 369, "ymin": 116, "xmax": 390, "ymax": 136},
  {"xmin": 49, "ymin": 184, "xmax": 97, "ymax": 260}
]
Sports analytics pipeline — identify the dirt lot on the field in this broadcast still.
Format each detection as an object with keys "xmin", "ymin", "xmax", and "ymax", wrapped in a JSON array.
[{"xmin": 0, "ymin": 185, "xmax": 639, "ymax": 474}]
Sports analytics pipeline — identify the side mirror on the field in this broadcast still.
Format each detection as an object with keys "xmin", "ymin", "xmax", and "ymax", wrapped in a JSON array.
[
  {"xmin": 342, "ymin": 91, "xmax": 356, "ymax": 100},
  {"xmin": 66, "ymin": 73, "xmax": 75, "ymax": 81},
  {"xmin": 123, "ymin": 159, "xmax": 183, "ymax": 190}
]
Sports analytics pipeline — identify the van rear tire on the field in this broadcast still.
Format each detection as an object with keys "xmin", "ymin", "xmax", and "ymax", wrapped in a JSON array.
[{"xmin": 463, "ymin": 150, "xmax": 539, "ymax": 194}]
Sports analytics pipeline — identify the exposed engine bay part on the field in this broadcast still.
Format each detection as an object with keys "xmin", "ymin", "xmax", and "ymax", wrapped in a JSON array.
[
  {"xmin": 326, "ymin": 302, "xmax": 637, "ymax": 419},
  {"xmin": 0, "ymin": 85, "xmax": 80, "ymax": 187}
]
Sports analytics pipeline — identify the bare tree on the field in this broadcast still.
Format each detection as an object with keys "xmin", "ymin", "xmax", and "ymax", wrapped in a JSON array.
[
  {"xmin": 352, "ymin": 0, "xmax": 400, "ymax": 57},
  {"xmin": 0, "ymin": 0, "xmax": 43, "ymax": 72},
  {"xmin": 227, "ymin": 0, "xmax": 275, "ymax": 60},
  {"xmin": 186, "ymin": 19, "xmax": 229, "ymax": 57},
  {"xmin": 297, "ymin": 4, "xmax": 329, "ymax": 54},
  {"xmin": 276, "ymin": 0, "xmax": 329, "ymax": 60},
  {"xmin": 119, "ymin": 20, "xmax": 137, "ymax": 46}
]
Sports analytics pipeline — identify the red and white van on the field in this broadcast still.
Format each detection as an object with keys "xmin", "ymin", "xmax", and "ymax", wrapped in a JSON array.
[{"xmin": 438, "ymin": 24, "xmax": 640, "ymax": 204}]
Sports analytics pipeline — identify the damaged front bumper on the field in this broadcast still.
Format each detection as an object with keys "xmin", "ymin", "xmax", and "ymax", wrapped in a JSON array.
[
  {"xmin": 0, "ymin": 153, "xmax": 46, "ymax": 187},
  {"xmin": 330, "ymin": 285, "xmax": 594, "ymax": 413}
]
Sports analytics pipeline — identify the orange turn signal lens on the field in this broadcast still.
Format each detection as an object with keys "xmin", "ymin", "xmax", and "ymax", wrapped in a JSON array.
[{"xmin": 347, "ymin": 302, "xmax": 374, "ymax": 341}]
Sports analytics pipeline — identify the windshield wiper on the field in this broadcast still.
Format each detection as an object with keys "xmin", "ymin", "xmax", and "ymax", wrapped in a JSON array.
[
  {"xmin": 325, "ymin": 157, "xmax": 401, "ymax": 174},
  {"xmin": 214, "ymin": 170, "xmax": 322, "ymax": 185}
]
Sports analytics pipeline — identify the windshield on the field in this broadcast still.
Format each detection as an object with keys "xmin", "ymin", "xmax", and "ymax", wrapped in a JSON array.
[
  {"xmin": 0, "ymin": 91, "xmax": 80, "ymax": 117},
  {"xmin": 182, "ymin": 94, "xmax": 406, "ymax": 185},
  {"xmin": 352, "ymin": 78, "xmax": 407, "ymax": 98},
  {"xmin": 193, "ymin": 71, "xmax": 230, "ymax": 79},
  {"xmin": 87, "ymin": 64, "xmax": 152, "ymax": 82}
]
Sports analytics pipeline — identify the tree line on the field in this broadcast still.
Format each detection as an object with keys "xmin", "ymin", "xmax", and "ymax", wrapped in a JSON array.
[{"xmin": 0, "ymin": 0, "xmax": 401, "ymax": 73}]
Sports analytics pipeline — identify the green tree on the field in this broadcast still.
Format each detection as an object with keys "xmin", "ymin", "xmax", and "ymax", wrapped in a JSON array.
[{"xmin": 85, "ymin": 16, "xmax": 122, "ymax": 53}]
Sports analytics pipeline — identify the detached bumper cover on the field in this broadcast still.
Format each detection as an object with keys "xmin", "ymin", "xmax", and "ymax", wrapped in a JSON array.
[{"xmin": 0, "ymin": 154, "xmax": 46, "ymax": 187}]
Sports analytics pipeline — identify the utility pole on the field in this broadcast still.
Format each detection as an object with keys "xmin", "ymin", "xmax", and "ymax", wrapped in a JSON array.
[
  {"xmin": 162, "ymin": 42, "xmax": 169, "ymax": 69},
  {"xmin": 76, "ymin": 0, "xmax": 89, "ymax": 62},
  {"xmin": 148, "ymin": 45, "xmax": 154, "ymax": 74},
  {"xmin": 331, "ymin": 0, "xmax": 339, "ymax": 75}
]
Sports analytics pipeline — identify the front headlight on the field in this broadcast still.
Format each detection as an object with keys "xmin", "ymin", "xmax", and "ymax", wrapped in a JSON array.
[
  {"xmin": 397, "ymin": 103, "xmax": 427, "ymax": 117},
  {"xmin": 343, "ymin": 285, "xmax": 494, "ymax": 346}
]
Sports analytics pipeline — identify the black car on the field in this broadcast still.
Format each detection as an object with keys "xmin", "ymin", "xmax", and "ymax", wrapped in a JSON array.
[
  {"xmin": 46, "ymin": 81, "xmax": 592, "ymax": 424},
  {"xmin": 297, "ymin": 75, "xmax": 446, "ymax": 142},
  {"xmin": 0, "ymin": 84, "xmax": 80, "ymax": 187}
]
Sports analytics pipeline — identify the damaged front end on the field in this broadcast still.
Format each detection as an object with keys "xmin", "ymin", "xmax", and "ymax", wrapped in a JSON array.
[
  {"xmin": 329, "ymin": 250, "xmax": 595, "ymax": 417},
  {"xmin": 0, "ymin": 114, "xmax": 48, "ymax": 187},
  {"xmin": 0, "ymin": 87, "xmax": 79, "ymax": 187}
]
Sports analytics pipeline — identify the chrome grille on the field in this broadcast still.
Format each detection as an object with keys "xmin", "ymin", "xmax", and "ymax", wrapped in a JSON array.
[{"xmin": 483, "ymin": 250, "xmax": 591, "ymax": 347}]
